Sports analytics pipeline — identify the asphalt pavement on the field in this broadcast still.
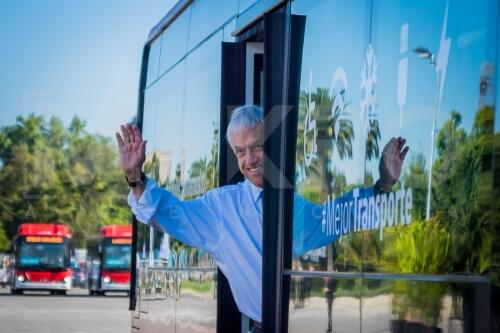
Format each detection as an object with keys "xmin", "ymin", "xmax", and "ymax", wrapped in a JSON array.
[{"xmin": 0, "ymin": 287, "xmax": 130, "ymax": 333}]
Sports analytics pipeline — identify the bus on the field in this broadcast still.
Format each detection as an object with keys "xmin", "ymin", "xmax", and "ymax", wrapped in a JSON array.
[
  {"xmin": 130, "ymin": 0, "xmax": 500, "ymax": 332},
  {"xmin": 87, "ymin": 225, "xmax": 132, "ymax": 295},
  {"xmin": 10, "ymin": 223, "xmax": 73, "ymax": 295}
]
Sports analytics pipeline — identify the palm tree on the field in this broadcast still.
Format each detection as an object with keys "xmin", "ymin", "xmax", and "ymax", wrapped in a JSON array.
[
  {"xmin": 297, "ymin": 85, "xmax": 354, "ymax": 272},
  {"xmin": 297, "ymin": 86, "xmax": 354, "ymax": 192},
  {"xmin": 365, "ymin": 119, "xmax": 381, "ymax": 161}
]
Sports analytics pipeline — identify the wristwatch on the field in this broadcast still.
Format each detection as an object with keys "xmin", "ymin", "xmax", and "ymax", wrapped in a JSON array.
[
  {"xmin": 374, "ymin": 179, "xmax": 391, "ymax": 194},
  {"xmin": 125, "ymin": 172, "xmax": 146, "ymax": 187}
]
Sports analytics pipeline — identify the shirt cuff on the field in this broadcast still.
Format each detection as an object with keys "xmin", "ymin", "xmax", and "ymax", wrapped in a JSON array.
[{"xmin": 127, "ymin": 176, "xmax": 161, "ymax": 224}]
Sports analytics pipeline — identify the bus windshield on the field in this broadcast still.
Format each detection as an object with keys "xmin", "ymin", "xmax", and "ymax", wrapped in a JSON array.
[
  {"xmin": 18, "ymin": 242, "xmax": 69, "ymax": 269},
  {"xmin": 103, "ymin": 244, "xmax": 131, "ymax": 269}
]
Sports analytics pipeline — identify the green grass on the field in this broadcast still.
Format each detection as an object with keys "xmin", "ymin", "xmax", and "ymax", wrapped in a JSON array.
[{"xmin": 181, "ymin": 280, "xmax": 213, "ymax": 294}]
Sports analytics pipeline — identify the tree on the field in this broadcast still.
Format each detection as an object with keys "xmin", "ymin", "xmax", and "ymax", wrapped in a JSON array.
[
  {"xmin": 296, "ymin": 87, "xmax": 354, "ymax": 196},
  {"xmin": 296, "ymin": 86, "xmax": 355, "ymax": 271},
  {"xmin": 0, "ymin": 114, "xmax": 131, "ymax": 247},
  {"xmin": 0, "ymin": 223, "xmax": 10, "ymax": 252},
  {"xmin": 365, "ymin": 118, "xmax": 381, "ymax": 161},
  {"xmin": 189, "ymin": 158, "xmax": 207, "ymax": 178},
  {"xmin": 431, "ymin": 108, "xmax": 493, "ymax": 273},
  {"xmin": 402, "ymin": 153, "xmax": 428, "ymax": 221},
  {"xmin": 386, "ymin": 108, "xmax": 494, "ymax": 276}
]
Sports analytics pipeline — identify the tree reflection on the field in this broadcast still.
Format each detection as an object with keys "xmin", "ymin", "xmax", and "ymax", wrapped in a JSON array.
[
  {"xmin": 365, "ymin": 119, "xmax": 381, "ymax": 162},
  {"xmin": 186, "ymin": 122, "xmax": 219, "ymax": 191},
  {"xmin": 297, "ymin": 87, "xmax": 354, "ymax": 191},
  {"xmin": 160, "ymin": 122, "xmax": 220, "ymax": 266},
  {"xmin": 382, "ymin": 106, "xmax": 495, "ymax": 328},
  {"xmin": 294, "ymin": 85, "xmax": 496, "ymax": 328}
]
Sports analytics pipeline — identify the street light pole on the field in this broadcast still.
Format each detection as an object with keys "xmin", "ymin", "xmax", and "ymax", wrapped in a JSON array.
[
  {"xmin": 414, "ymin": 47, "xmax": 438, "ymax": 221},
  {"xmin": 425, "ymin": 70, "xmax": 440, "ymax": 221}
]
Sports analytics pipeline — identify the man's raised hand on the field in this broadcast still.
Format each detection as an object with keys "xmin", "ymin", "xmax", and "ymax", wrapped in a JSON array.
[
  {"xmin": 378, "ymin": 137, "xmax": 409, "ymax": 191},
  {"xmin": 115, "ymin": 124, "xmax": 147, "ymax": 180}
]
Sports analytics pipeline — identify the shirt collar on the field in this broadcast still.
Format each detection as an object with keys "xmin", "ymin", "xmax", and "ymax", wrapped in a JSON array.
[{"xmin": 245, "ymin": 178, "xmax": 263, "ymax": 204}]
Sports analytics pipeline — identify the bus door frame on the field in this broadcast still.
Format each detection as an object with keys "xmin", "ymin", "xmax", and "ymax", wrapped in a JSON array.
[
  {"xmin": 219, "ymin": 40, "xmax": 247, "ymax": 333},
  {"xmin": 261, "ymin": 4, "xmax": 305, "ymax": 333},
  {"xmin": 220, "ymin": 3, "xmax": 305, "ymax": 332}
]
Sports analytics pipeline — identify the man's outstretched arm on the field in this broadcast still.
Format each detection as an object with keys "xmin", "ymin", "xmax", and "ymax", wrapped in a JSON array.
[
  {"xmin": 293, "ymin": 137, "xmax": 409, "ymax": 256},
  {"xmin": 116, "ymin": 123, "xmax": 223, "ymax": 253}
]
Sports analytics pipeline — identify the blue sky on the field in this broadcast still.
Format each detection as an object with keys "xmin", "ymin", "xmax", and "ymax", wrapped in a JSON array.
[
  {"xmin": 2, "ymin": 0, "xmax": 496, "ymax": 184},
  {"xmin": 0, "ymin": 1, "xmax": 176, "ymax": 138}
]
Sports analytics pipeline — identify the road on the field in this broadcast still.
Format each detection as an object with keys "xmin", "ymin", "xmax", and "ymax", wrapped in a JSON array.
[{"xmin": 0, "ymin": 287, "xmax": 130, "ymax": 333}]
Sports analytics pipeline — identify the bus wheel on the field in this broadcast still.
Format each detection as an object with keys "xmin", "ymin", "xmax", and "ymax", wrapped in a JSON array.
[
  {"xmin": 11, "ymin": 288, "xmax": 22, "ymax": 295},
  {"xmin": 57, "ymin": 291, "xmax": 67, "ymax": 296}
]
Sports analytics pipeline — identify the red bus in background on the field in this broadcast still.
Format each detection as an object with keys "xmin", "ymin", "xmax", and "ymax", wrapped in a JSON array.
[
  {"xmin": 11, "ymin": 223, "xmax": 73, "ymax": 295},
  {"xmin": 87, "ymin": 225, "xmax": 131, "ymax": 295}
]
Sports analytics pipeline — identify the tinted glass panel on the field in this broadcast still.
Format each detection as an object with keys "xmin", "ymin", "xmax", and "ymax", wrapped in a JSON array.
[
  {"xmin": 494, "ymin": 0, "xmax": 500, "ymax": 319},
  {"xmin": 187, "ymin": 0, "xmax": 237, "ymax": 50},
  {"xmin": 151, "ymin": 62, "xmax": 185, "ymax": 188},
  {"xmin": 139, "ymin": 30, "xmax": 222, "ymax": 332},
  {"xmin": 18, "ymin": 243, "xmax": 69, "ymax": 268},
  {"xmin": 287, "ymin": 275, "xmax": 490, "ymax": 333},
  {"xmin": 361, "ymin": 279, "xmax": 490, "ymax": 333},
  {"xmin": 142, "ymin": 84, "xmax": 158, "ymax": 151},
  {"xmin": 292, "ymin": 0, "xmax": 371, "ymax": 273},
  {"xmin": 182, "ymin": 31, "xmax": 223, "ymax": 194},
  {"xmin": 288, "ymin": 275, "xmax": 361, "ymax": 333},
  {"xmin": 290, "ymin": 0, "xmax": 499, "ymax": 331},
  {"xmin": 223, "ymin": 17, "xmax": 237, "ymax": 43},
  {"xmin": 137, "ymin": 268, "xmax": 176, "ymax": 331},
  {"xmin": 175, "ymin": 269, "xmax": 217, "ymax": 333},
  {"xmin": 103, "ymin": 244, "xmax": 131, "ymax": 269},
  {"xmin": 238, "ymin": 0, "xmax": 258, "ymax": 14},
  {"xmin": 138, "ymin": 60, "xmax": 187, "ymax": 326},
  {"xmin": 291, "ymin": 0, "xmax": 497, "ymax": 275},
  {"xmin": 137, "ymin": 67, "xmax": 159, "ymax": 317},
  {"xmin": 146, "ymin": 37, "xmax": 162, "ymax": 88},
  {"xmin": 158, "ymin": 7, "xmax": 191, "ymax": 76},
  {"xmin": 170, "ymin": 30, "xmax": 223, "ymax": 333},
  {"xmin": 368, "ymin": 0, "xmax": 496, "ymax": 275}
]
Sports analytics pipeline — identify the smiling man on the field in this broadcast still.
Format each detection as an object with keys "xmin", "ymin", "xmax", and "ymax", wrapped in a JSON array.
[
  {"xmin": 226, "ymin": 107, "xmax": 265, "ymax": 188},
  {"xmin": 117, "ymin": 106, "xmax": 270, "ymax": 332},
  {"xmin": 116, "ymin": 105, "xmax": 408, "ymax": 333}
]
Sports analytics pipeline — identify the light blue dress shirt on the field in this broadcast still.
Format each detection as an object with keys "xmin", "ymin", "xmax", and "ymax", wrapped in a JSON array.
[
  {"xmin": 128, "ymin": 177, "xmax": 266, "ymax": 322},
  {"xmin": 128, "ymin": 177, "xmax": 375, "ymax": 322}
]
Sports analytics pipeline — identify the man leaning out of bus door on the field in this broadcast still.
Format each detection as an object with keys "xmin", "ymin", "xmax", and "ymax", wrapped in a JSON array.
[{"xmin": 116, "ymin": 105, "xmax": 409, "ymax": 333}]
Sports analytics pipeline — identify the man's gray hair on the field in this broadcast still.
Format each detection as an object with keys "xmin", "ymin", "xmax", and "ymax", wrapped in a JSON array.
[{"xmin": 226, "ymin": 105, "xmax": 263, "ymax": 148}]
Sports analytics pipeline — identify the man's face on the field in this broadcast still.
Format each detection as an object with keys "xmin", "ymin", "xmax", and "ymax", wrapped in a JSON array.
[{"xmin": 231, "ymin": 125, "xmax": 264, "ymax": 188}]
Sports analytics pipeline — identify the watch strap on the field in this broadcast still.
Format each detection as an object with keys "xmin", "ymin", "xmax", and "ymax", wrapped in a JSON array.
[{"xmin": 125, "ymin": 172, "xmax": 146, "ymax": 187}]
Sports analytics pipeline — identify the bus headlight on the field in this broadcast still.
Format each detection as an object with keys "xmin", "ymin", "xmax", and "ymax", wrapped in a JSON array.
[
  {"xmin": 103, "ymin": 276, "xmax": 111, "ymax": 284},
  {"xmin": 17, "ymin": 275, "xmax": 25, "ymax": 282}
]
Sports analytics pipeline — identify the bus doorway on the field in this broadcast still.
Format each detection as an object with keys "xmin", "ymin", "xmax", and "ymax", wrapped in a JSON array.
[
  {"xmin": 130, "ymin": 2, "xmax": 303, "ymax": 332},
  {"xmin": 218, "ymin": 36, "xmax": 265, "ymax": 333},
  {"xmin": 246, "ymin": 42, "xmax": 264, "ymax": 108}
]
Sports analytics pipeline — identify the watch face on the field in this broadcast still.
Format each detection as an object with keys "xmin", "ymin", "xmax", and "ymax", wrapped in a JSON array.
[
  {"xmin": 126, "ymin": 172, "xmax": 146, "ymax": 187},
  {"xmin": 126, "ymin": 175, "xmax": 137, "ymax": 187}
]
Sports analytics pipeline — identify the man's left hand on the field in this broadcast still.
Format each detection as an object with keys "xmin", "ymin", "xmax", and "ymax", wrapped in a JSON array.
[{"xmin": 377, "ymin": 137, "xmax": 409, "ymax": 191}]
